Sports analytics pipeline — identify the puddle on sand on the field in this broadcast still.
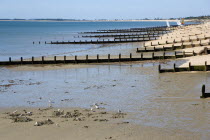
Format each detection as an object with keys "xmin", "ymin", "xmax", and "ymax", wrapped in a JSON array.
[{"xmin": 0, "ymin": 63, "xmax": 210, "ymax": 134}]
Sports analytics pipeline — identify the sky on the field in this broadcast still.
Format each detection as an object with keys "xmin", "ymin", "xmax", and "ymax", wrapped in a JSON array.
[{"xmin": 0, "ymin": 0, "xmax": 209, "ymax": 19}]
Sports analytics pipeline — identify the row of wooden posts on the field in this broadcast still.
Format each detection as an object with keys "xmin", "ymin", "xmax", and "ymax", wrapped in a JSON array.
[
  {"xmin": 0, "ymin": 51, "xmax": 195, "ymax": 65},
  {"xmin": 97, "ymin": 25, "xmax": 178, "ymax": 32},
  {"xmin": 159, "ymin": 61, "xmax": 209, "ymax": 73}
]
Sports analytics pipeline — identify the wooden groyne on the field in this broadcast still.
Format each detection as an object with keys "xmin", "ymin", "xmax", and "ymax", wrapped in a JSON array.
[
  {"xmin": 48, "ymin": 37, "xmax": 156, "ymax": 44},
  {"xmin": 201, "ymin": 85, "xmax": 210, "ymax": 98},
  {"xmin": 0, "ymin": 51, "xmax": 197, "ymax": 66},
  {"xmin": 159, "ymin": 61, "xmax": 210, "ymax": 73},
  {"xmin": 82, "ymin": 33, "xmax": 162, "ymax": 38},
  {"xmin": 137, "ymin": 41, "xmax": 210, "ymax": 53},
  {"xmin": 136, "ymin": 39, "xmax": 210, "ymax": 53},
  {"xmin": 81, "ymin": 30, "xmax": 172, "ymax": 34}
]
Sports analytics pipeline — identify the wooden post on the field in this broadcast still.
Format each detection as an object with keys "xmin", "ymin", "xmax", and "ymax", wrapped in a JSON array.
[
  {"xmin": 175, "ymin": 51, "xmax": 177, "ymax": 58},
  {"xmin": 183, "ymin": 51, "xmax": 185, "ymax": 57},
  {"xmin": 97, "ymin": 54, "xmax": 99, "ymax": 63},
  {"xmin": 137, "ymin": 48, "xmax": 139, "ymax": 52},
  {"xmin": 200, "ymin": 85, "xmax": 206, "ymax": 98},
  {"xmin": 130, "ymin": 53, "xmax": 132, "ymax": 60},
  {"xmin": 64, "ymin": 56, "xmax": 66, "ymax": 63},
  {"xmin": 54, "ymin": 56, "xmax": 56, "ymax": 63},
  {"xmin": 86, "ymin": 55, "xmax": 88, "ymax": 63},
  {"xmin": 9, "ymin": 57, "xmax": 11, "ymax": 64},
  {"xmin": 108, "ymin": 54, "xmax": 110, "ymax": 62},
  {"xmin": 173, "ymin": 63, "xmax": 176, "ymax": 72},
  {"xmin": 141, "ymin": 53, "xmax": 143, "ymax": 60},
  {"xmin": 21, "ymin": 57, "xmax": 23, "ymax": 65},
  {"xmin": 163, "ymin": 46, "xmax": 165, "ymax": 51},
  {"xmin": 152, "ymin": 52, "xmax": 154, "ymax": 60},
  {"xmin": 193, "ymin": 50, "xmax": 195, "ymax": 56},
  {"xmin": 75, "ymin": 55, "xmax": 77, "ymax": 64},
  {"xmin": 205, "ymin": 61, "xmax": 207, "ymax": 71},
  {"xmin": 189, "ymin": 62, "xmax": 191, "ymax": 71},
  {"xmin": 158, "ymin": 64, "xmax": 161, "ymax": 73},
  {"xmin": 163, "ymin": 52, "xmax": 165, "ymax": 59},
  {"xmin": 42, "ymin": 56, "xmax": 44, "ymax": 64},
  {"xmin": 32, "ymin": 57, "xmax": 34, "ymax": 64},
  {"xmin": 119, "ymin": 53, "xmax": 121, "ymax": 62},
  {"xmin": 145, "ymin": 47, "xmax": 147, "ymax": 52}
]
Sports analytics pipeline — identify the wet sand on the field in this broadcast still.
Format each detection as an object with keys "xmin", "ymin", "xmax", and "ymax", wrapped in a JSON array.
[{"xmin": 0, "ymin": 107, "xmax": 204, "ymax": 140}]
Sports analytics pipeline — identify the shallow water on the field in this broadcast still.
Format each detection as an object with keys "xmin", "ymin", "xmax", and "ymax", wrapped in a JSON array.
[
  {"xmin": 0, "ymin": 21, "xmax": 180, "ymax": 61},
  {"xmin": 0, "ymin": 63, "xmax": 209, "ymax": 134}
]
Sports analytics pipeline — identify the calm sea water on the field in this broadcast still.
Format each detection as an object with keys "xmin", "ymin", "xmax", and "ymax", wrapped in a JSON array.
[{"xmin": 0, "ymin": 21, "xmax": 180, "ymax": 61}]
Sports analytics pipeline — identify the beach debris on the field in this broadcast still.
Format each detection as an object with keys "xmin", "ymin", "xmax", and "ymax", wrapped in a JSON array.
[
  {"xmin": 34, "ymin": 119, "xmax": 54, "ymax": 126},
  {"xmin": 12, "ymin": 116, "xmax": 33, "ymax": 123},
  {"xmin": 56, "ymin": 123, "xmax": 60, "ymax": 127},
  {"xmin": 112, "ymin": 112, "xmax": 127, "ymax": 119},
  {"xmin": 12, "ymin": 110, "xmax": 18, "ymax": 114},
  {"xmin": 52, "ymin": 109, "xmax": 64, "ymax": 117},
  {"xmin": 84, "ymin": 126, "xmax": 89, "ymax": 128},
  {"xmin": 94, "ymin": 119, "xmax": 108, "ymax": 122},
  {"xmin": 38, "ymin": 107, "xmax": 53, "ymax": 112}
]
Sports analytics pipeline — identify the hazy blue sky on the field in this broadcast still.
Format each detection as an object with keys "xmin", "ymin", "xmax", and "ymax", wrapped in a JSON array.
[{"xmin": 0, "ymin": 0, "xmax": 209, "ymax": 19}]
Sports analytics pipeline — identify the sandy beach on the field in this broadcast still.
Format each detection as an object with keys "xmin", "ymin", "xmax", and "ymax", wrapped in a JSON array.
[{"xmin": 0, "ymin": 107, "xmax": 206, "ymax": 140}]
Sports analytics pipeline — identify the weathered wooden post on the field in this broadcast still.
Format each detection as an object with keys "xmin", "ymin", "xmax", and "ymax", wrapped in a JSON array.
[
  {"xmin": 141, "ymin": 53, "xmax": 143, "ymax": 60},
  {"xmin": 86, "ymin": 55, "xmax": 88, "ymax": 63},
  {"xmin": 54, "ymin": 56, "xmax": 56, "ymax": 64},
  {"xmin": 193, "ymin": 50, "xmax": 195, "ymax": 56},
  {"xmin": 205, "ymin": 61, "xmax": 207, "ymax": 71},
  {"xmin": 145, "ymin": 47, "xmax": 147, "ymax": 52},
  {"xmin": 32, "ymin": 56, "xmax": 34, "ymax": 64},
  {"xmin": 97, "ymin": 54, "xmax": 99, "ymax": 63},
  {"xmin": 64, "ymin": 56, "xmax": 66, "ymax": 63},
  {"xmin": 175, "ymin": 51, "xmax": 177, "ymax": 58},
  {"xmin": 108, "ymin": 54, "xmax": 110, "ymax": 62},
  {"xmin": 119, "ymin": 53, "xmax": 121, "ymax": 62},
  {"xmin": 75, "ymin": 55, "xmax": 77, "ymax": 64},
  {"xmin": 183, "ymin": 51, "xmax": 186, "ymax": 57},
  {"xmin": 173, "ymin": 63, "xmax": 176, "ymax": 72},
  {"xmin": 137, "ymin": 48, "xmax": 139, "ymax": 52},
  {"xmin": 158, "ymin": 64, "xmax": 161, "ymax": 73},
  {"xmin": 189, "ymin": 62, "xmax": 191, "ymax": 71},
  {"xmin": 152, "ymin": 52, "xmax": 154, "ymax": 60},
  {"xmin": 200, "ymin": 85, "xmax": 206, "ymax": 98},
  {"xmin": 9, "ymin": 57, "xmax": 11, "ymax": 64},
  {"xmin": 21, "ymin": 57, "xmax": 23, "ymax": 65},
  {"xmin": 42, "ymin": 56, "xmax": 44, "ymax": 64}
]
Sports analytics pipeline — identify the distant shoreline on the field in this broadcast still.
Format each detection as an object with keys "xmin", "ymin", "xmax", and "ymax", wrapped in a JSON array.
[{"xmin": 0, "ymin": 19, "xmax": 194, "ymax": 22}]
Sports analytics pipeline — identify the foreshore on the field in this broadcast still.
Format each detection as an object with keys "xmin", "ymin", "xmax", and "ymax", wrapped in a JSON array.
[{"xmin": 0, "ymin": 107, "xmax": 203, "ymax": 140}]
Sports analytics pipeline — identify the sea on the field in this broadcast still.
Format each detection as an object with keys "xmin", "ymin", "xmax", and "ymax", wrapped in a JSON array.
[{"xmin": 0, "ymin": 21, "xmax": 182, "ymax": 61}]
